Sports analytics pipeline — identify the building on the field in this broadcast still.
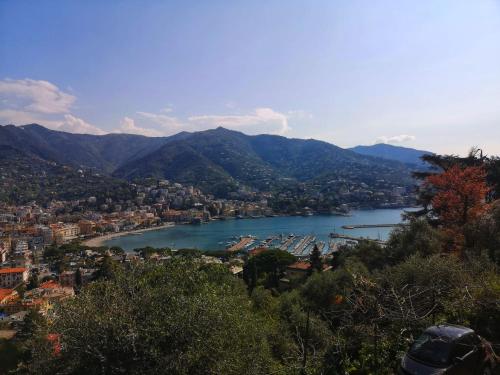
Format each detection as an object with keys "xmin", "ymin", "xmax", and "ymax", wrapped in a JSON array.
[
  {"xmin": 14, "ymin": 240, "xmax": 29, "ymax": 253},
  {"xmin": 78, "ymin": 220, "xmax": 96, "ymax": 235},
  {"xmin": 0, "ymin": 245, "xmax": 8, "ymax": 263},
  {"xmin": 0, "ymin": 268, "xmax": 29, "ymax": 288},
  {"xmin": 0, "ymin": 288, "xmax": 17, "ymax": 304},
  {"xmin": 0, "ymin": 237, "xmax": 11, "ymax": 263},
  {"xmin": 285, "ymin": 261, "xmax": 332, "ymax": 280},
  {"xmin": 52, "ymin": 224, "xmax": 80, "ymax": 244}
]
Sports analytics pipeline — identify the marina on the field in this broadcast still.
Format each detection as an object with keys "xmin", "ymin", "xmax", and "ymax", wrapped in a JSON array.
[{"xmin": 103, "ymin": 208, "xmax": 415, "ymax": 252}]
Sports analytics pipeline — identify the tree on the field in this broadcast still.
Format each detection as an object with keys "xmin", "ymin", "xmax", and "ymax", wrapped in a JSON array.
[
  {"xmin": 21, "ymin": 260, "xmax": 279, "ymax": 374},
  {"xmin": 385, "ymin": 219, "xmax": 442, "ymax": 264},
  {"xmin": 75, "ymin": 268, "xmax": 82, "ymax": 290},
  {"xmin": 244, "ymin": 249, "xmax": 296, "ymax": 289},
  {"xmin": 109, "ymin": 246, "xmax": 124, "ymax": 255},
  {"xmin": 95, "ymin": 255, "xmax": 117, "ymax": 280},
  {"xmin": 426, "ymin": 165, "xmax": 490, "ymax": 252},
  {"xmin": 309, "ymin": 244, "xmax": 322, "ymax": 274},
  {"xmin": 27, "ymin": 273, "xmax": 40, "ymax": 290},
  {"xmin": 427, "ymin": 165, "xmax": 490, "ymax": 227}
]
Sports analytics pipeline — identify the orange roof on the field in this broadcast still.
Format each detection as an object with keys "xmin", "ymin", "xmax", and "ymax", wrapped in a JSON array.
[
  {"xmin": 287, "ymin": 261, "xmax": 311, "ymax": 271},
  {"xmin": 40, "ymin": 280, "xmax": 61, "ymax": 289},
  {"xmin": 0, "ymin": 288, "xmax": 15, "ymax": 300},
  {"xmin": 0, "ymin": 267, "xmax": 26, "ymax": 274}
]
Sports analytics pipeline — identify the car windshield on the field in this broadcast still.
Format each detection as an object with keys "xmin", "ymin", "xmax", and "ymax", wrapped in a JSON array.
[{"xmin": 408, "ymin": 332, "xmax": 452, "ymax": 367}]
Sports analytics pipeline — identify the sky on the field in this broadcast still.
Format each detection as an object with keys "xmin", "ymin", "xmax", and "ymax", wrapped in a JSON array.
[{"xmin": 1, "ymin": 0, "xmax": 500, "ymax": 155}]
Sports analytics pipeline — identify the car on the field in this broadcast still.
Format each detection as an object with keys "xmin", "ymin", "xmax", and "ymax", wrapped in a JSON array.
[{"xmin": 399, "ymin": 324, "xmax": 496, "ymax": 375}]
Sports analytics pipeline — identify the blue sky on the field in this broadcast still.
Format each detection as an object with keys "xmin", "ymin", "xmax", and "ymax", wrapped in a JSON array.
[{"xmin": 1, "ymin": 0, "xmax": 500, "ymax": 154}]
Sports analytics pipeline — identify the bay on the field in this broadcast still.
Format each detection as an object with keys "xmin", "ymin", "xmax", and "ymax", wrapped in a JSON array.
[{"xmin": 104, "ymin": 208, "xmax": 414, "ymax": 252}]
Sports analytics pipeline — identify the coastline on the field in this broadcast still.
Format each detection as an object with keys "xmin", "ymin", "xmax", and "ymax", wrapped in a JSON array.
[
  {"xmin": 82, "ymin": 207, "xmax": 417, "ymax": 249},
  {"xmin": 82, "ymin": 223, "xmax": 175, "ymax": 247}
]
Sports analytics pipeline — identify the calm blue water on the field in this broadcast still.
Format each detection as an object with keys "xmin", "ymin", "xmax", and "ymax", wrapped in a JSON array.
[{"xmin": 105, "ymin": 208, "xmax": 414, "ymax": 251}]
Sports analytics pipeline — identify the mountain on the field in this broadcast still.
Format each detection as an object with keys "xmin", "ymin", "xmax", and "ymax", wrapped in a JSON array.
[
  {"xmin": 350, "ymin": 143, "xmax": 432, "ymax": 168},
  {"xmin": 0, "ymin": 124, "xmax": 415, "ymax": 199},
  {"xmin": 0, "ymin": 144, "xmax": 136, "ymax": 204},
  {"xmin": 0, "ymin": 124, "xmax": 168, "ymax": 173},
  {"xmin": 114, "ymin": 127, "xmax": 414, "ymax": 192}
]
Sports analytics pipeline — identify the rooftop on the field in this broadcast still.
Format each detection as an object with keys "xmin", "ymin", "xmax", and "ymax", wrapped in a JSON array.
[
  {"xmin": 0, "ymin": 267, "xmax": 27, "ymax": 274},
  {"xmin": 0, "ymin": 288, "xmax": 15, "ymax": 300},
  {"xmin": 287, "ymin": 261, "xmax": 311, "ymax": 271}
]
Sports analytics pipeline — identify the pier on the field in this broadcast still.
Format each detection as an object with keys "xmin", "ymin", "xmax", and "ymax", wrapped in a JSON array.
[
  {"xmin": 341, "ymin": 223, "xmax": 405, "ymax": 229},
  {"xmin": 292, "ymin": 235, "xmax": 315, "ymax": 256},
  {"xmin": 279, "ymin": 235, "xmax": 296, "ymax": 251},
  {"xmin": 226, "ymin": 237, "xmax": 254, "ymax": 252},
  {"xmin": 330, "ymin": 232, "xmax": 386, "ymax": 245}
]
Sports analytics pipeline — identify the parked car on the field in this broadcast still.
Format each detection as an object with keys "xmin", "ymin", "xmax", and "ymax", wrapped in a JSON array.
[{"xmin": 399, "ymin": 324, "xmax": 496, "ymax": 375}]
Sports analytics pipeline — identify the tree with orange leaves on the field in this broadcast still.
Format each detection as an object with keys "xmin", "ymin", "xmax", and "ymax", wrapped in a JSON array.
[{"xmin": 426, "ymin": 165, "xmax": 490, "ymax": 253}]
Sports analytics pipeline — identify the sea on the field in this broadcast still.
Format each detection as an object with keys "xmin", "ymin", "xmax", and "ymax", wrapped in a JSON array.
[{"xmin": 104, "ymin": 208, "xmax": 415, "ymax": 252}]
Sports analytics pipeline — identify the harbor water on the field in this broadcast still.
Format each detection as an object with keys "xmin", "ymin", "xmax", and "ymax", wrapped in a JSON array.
[{"xmin": 104, "ymin": 208, "xmax": 414, "ymax": 252}]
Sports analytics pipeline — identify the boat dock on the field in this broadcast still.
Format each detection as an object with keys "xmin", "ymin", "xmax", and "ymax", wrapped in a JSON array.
[
  {"xmin": 226, "ymin": 236, "xmax": 255, "ymax": 252},
  {"xmin": 279, "ymin": 235, "xmax": 296, "ymax": 251},
  {"xmin": 292, "ymin": 235, "xmax": 315, "ymax": 256},
  {"xmin": 330, "ymin": 232, "xmax": 386, "ymax": 245},
  {"xmin": 341, "ymin": 223, "xmax": 404, "ymax": 229}
]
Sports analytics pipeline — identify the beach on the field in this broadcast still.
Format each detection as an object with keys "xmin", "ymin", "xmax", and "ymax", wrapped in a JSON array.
[{"xmin": 82, "ymin": 223, "xmax": 175, "ymax": 247}]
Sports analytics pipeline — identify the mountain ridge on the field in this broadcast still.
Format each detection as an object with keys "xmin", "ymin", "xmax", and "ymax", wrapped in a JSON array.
[
  {"xmin": 1, "ymin": 124, "xmax": 417, "ymax": 198},
  {"xmin": 349, "ymin": 143, "xmax": 432, "ymax": 167}
]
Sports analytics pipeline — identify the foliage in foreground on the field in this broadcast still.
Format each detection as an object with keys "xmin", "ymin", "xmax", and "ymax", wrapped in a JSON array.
[{"xmin": 20, "ymin": 261, "xmax": 278, "ymax": 375}]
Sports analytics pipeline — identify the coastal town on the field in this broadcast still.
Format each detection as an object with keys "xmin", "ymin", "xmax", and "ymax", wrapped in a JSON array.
[{"xmin": 0, "ymin": 175, "xmax": 414, "ymax": 339}]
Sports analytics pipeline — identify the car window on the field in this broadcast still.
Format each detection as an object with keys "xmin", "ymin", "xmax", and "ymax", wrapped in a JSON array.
[
  {"xmin": 408, "ymin": 333, "xmax": 452, "ymax": 366},
  {"xmin": 453, "ymin": 334, "xmax": 476, "ymax": 358}
]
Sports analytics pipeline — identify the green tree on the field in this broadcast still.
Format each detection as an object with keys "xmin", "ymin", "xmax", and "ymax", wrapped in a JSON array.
[
  {"xmin": 244, "ymin": 249, "xmax": 296, "ymax": 289},
  {"xmin": 75, "ymin": 268, "xmax": 82, "ymax": 290},
  {"xmin": 27, "ymin": 273, "xmax": 40, "ymax": 290},
  {"xmin": 21, "ymin": 260, "xmax": 279, "ymax": 375},
  {"xmin": 95, "ymin": 255, "xmax": 117, "ymax": 280},
  {"xmin": 309, "ymin": 244, "xmax": 322, "ymax": 274}
]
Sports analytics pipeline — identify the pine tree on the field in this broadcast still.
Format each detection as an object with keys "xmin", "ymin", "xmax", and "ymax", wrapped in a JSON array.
[
  {"xmin": 309, "ymin": 244, "xmax": 322, "ymax": 274},
  {"xmin": 75, "ymin": 268, "xmax": 83, "ymax": 289}
]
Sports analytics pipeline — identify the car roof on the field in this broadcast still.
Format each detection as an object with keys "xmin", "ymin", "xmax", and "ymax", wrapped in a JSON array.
[{"xmin": 424, "ymin": 324, "xmax": 474, "ymax": 340}]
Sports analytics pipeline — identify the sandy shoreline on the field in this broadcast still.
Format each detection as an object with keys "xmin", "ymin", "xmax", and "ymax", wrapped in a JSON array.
[{"xmin": 82, "ymin": 223, "xmax": 175, "ymax": 247}]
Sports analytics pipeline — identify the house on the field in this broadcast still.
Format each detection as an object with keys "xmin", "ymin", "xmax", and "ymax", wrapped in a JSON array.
[
  {"xmin": 0, "ymin": 288, "xmax": 17, "ymax": 304},
  {"xmin": 286, "ymin": 261, "xmax": 332, "ymax": 280},
  {"xmin": 0, "ymin": 267, "xmax": 29, "ymax": 288}
]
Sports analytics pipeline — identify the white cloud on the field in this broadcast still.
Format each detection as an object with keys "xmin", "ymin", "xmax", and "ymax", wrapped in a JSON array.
[
  {"xmin": 0, "ymin": 109, "xmax": 59, "ymax": 127},
  {"xmin": 58, "ymin": 114, "xmax": 105, "ymax": 135},
  {"xmin": 0, "ymin": 78, "xmax": 105, "ymax": 135},
  {"xmin": 114, "ymin": 117, "xmax": 163, "ymax": 137},
  {"xmin": 136, "ymin": 111, "xmax": 183, "ymax": 130},
  {"xmin": 0, "ymin": 80, "xmax": 306, "ymax": 138},
  {"xmin": 0, "ymin": 78, "xmax": 75, "ymax": 114},
  {"xmin": 188, "ymin": 107, "xmax": 291, "ymax": 135},
  {"xmin": 375, "ymin": 134, "xmax": 416, "ymax": 144}
]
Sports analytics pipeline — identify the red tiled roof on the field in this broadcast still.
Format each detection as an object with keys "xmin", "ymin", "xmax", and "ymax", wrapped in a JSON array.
[
  {"xmin": 0, "ymin": 267, "xmax": 26, "ymax": 274},
  {"xmin": 40, "ymin": 280, "xmax": 61, "ymax": 289},
  {"xmin": 287, "ymin": 261, "xmax": 311, "ymax": 271},
  {"xmin": 0, "ymin": 288, "xmax": 15, "ymax": 300}
]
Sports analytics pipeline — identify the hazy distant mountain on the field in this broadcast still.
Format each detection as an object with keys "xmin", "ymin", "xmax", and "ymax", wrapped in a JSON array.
[
  {"xmin": 0, "ymin": 124, "xmax": 415, "ymax": 196},
  {"xmin": 350, "ymin": 143, "xmax": 432, "ymax": 168}
]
